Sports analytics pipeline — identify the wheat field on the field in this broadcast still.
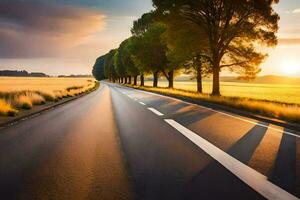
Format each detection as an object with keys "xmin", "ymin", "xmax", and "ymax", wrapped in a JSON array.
[
  {"xmin": 145, "ymin": 81, "xmax": 300, "ymax": 105},
  {"xmin": 0, "ymin": 77, "xmax": 96, "ymax": 116}
]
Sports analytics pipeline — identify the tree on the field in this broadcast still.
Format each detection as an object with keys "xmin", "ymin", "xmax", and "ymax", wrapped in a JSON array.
[
  {"xmin": 129, "ymin": 23, "xmax": 168, "ymax": 87},
  {"xmin": 114, "ymin": 50, "xmax": 127, "ymax": 83},
  {"xmin": 153, "ymin": 0, "xmax": 279, "ymax": 95},
  {"xmin": 161, "ymin": 14, "xmax": 211, "ymax": 92},
  {"xmin": 131, "ymin": 11, "xmax": 173, "ymax": 87},
  {"xmin": 92, "ymin": 55, "xmax": 106, "ymax": 81},
  {"xmin": 120, "ymin": 39, "xmax": 140, "ymax": 85},
  {"xmin": 104, "ymin": 49, "xmax": 118, "ymax": 82}
]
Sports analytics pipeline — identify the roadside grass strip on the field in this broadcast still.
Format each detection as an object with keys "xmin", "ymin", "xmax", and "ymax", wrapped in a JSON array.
[
  {"xmin": 147, "ymin": 107, "xmax": 164, "ymax": 116},
  {"xmin": 165, "ymin": 119, "xmax": 299, "ymax": 200}
]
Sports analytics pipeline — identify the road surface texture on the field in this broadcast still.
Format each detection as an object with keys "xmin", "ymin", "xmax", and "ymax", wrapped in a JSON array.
[{"xmin": 0, "ymin": 82, "xmax": 299, "ymax": 200}]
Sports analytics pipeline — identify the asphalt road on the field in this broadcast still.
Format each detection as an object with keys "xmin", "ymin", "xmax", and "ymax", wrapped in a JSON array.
[{"xmin": 0, "ymin": 82, "xmax": 299, "ymax": 200}]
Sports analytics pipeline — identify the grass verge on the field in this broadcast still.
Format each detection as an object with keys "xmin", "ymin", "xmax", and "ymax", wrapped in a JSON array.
[
  {"xmin": 0, "ymin": 81, "xmax": 99, "ymax": 117},
  {"xmin": 126, "ymin": 84, "xmax": 300, "ymax": 124}
]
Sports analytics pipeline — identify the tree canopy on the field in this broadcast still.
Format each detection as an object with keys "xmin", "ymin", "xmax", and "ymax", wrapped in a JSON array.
[
  {"xmin": 92, "ymin": 0, "xmax": 279, "ymax": 95},
  {"xmin": 153, "ymin": 0, "xmax": 279, "ymax": 95},
  {"xmin": 92, "ymin": 55, "xmax": 106, "ymax": 81},
  {"xmin": 104, "ymin": 49, "xmax": 118, "ymax": 82}
]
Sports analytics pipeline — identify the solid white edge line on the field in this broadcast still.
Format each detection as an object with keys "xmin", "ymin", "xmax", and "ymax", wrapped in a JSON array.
[
  {"xmin": 148, "ymin": 107, "xmax": 164, "ymax": 116},
  {"xmin": 165, "ymin": 119, "xmax": 299, "ymax": 200},
  {"xmin": 216, "ymin": 111, "xmax": 300, "ymax": 138},
  {"xmin": 139, "ymin": 102, "xmax": 146, "ymax": 106},
  {"xmin": 129, "ymin": 87, "xmax": 300, "ymax": 138}
]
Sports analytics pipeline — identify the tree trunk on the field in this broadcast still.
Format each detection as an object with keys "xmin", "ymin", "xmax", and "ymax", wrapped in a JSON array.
[
  {"xmin": 140, "ymin": 74, "xmax": 144, "ymax": 86},
  {"xmin": 128, "ymin": 76, "xmax": 132, "ymax": 84},
  {"xmin": 168, "ymin": 70, "xmax": 174, "ymax": 88},
  {"xmin": 197, "ymin": 67, "xmax": 202, "ymax": 93},
  {"xmin": 134, "ymin": 76, "xmax": 137, "ymax": 85},
  {"xmin": 124, "ymin": 77, "xmax": 127, "ymax": 84},
  {"xmin": 212, "ymin": 67, "xmax": 220, "ymax": 96},
  {"xmin": 121, "ymin": 77, "xmax": 123, "ymax": 83},
  {"xmin": 153, "ymin": 71, "xmax": 158, "ymax": 87}
]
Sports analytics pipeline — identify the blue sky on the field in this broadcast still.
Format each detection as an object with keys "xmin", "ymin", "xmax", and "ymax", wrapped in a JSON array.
[{"xmin": 0, "ymin": 0, "xmax": 299, "ymax": 76}]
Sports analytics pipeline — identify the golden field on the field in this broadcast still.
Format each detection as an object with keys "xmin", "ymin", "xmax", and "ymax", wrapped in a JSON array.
[
  {"xmin": 0, "ymin": 77, "xmax": 97, "ymax": 116},
  {"xmin": 144, "ymin": 81, "xmax": 300, "ymax": 105},
  {"xmin": 131, "ymin": 81, "xmax": 300, "ymax": 123}
]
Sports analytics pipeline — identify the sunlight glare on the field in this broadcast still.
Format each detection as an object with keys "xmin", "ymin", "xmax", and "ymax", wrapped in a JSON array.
[{"xmin": 282, "ymin": 60, "xmax": 300, "ymax": 76}]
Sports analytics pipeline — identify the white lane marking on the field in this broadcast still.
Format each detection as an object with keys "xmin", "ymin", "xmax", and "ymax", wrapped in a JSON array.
[
  {"xmin": 148, "ymin": 107, "xmax": 164, "ymax": 116},
  {"xmin": 165, "ymin": 119, "xmax": 299, "ymax": 200},
  {"xmin": 139, "ymin": 102, "xmax": 146, "ymax": 106},
  {"xmin": 137, "ymin": 89, "xmax": 212, "ymax": 111},
  {"xmin": 216, "ymin": 111, "xmax": 300, "ymax": 138},
  {"xmin": 127, "ymin": 87, "xmax": 300, "ymax": 138},
  {"xmin": 134, "ymin": 98, "xmax": 138, "ymax": 101}
]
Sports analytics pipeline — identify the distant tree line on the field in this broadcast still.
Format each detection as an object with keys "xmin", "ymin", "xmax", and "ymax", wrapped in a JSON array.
[
  {"xmin": 92, "ymin": 0, "xmax": 279, "ymax": 96},
  {"xmin": 0, "ymin": 70, "xmax": 49, "ymax": 77},
  {"xmin": 58, "ymin": 75, "xmax": 92, "ymax": 78}
]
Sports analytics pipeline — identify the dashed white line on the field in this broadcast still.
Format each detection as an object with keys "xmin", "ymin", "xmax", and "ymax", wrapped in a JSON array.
[
  {"xmin": 147, "ymin": 107, "xmax": 164, "ymax": 116},
  {"xmin": 139, "ymin": 102, "xmax": 146, "ymax": 106},
  {"xmin": 165, "ymin": 119, "xmax": 299, "ymax": 200}
]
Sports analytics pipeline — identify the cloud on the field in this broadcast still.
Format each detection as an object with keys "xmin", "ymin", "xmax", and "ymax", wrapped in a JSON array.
[
  {"xmin": 278, "ymin": 38, "xmax": 300, "ymax": 45},
  {"xmin": 0, "ymin": 0, "xmax": 106, "ymax": 58},
  {"xmin": 292, "ymin": 8, "xmax": 300, "ymax": 14}
]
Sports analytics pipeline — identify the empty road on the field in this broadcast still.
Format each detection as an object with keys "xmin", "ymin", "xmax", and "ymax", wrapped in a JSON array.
[{"xmin": 0, "ymin": 82, "xmax": 299, "ymax": 200}]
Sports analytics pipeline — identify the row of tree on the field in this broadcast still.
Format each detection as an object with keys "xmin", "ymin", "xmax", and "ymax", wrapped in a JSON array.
[
  {"xmin": 93, "ymin": 0, "xmax": 279, "ymax": 96},
  {"xmin": 0, "ymin": 70, "xmax": 49, "ymax": 77}
]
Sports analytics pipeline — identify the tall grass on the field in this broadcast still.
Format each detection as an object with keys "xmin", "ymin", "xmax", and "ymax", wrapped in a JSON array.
[
  {"xmin": 0, "ymin": 99, "xmax": 18, "ymax": 116},
  {"xmin": 0, "ymin": 78, "xmax": 98, "ymax": 116},
  {"xmin": 128, "ymin": 85, "xmax": 300, "ymax": 123},
  {"xmin": 144, "ymin": 80, "xmax": 300, "ymax": 104}
]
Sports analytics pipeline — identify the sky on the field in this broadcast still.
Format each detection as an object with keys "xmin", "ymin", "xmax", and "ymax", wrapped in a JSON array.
[{"xmin": 0, "ymin": 0, "xmax": 299, "ymax": 76}]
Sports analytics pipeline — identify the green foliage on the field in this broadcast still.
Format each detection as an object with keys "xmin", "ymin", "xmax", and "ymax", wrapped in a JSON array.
[
  {"xmin": 92, "ymin": 55, "xmax": 106, "ymax": 81},
  {"xmin": 104, "ymin": 49, "xmax": 118, "ymax": 81},
  {"xmin": 119, "ymin": 39, "xmax": 140, "ymax": 76},
  {"xmin": 129, "ymin": 23, "xmax": 168, "ymax": 75},
  {"xmin": 153, "ymin": 0, "xmax": 280, "ymax": 95},
  {"xmin": 114, "ymin": 50, "xmax": 127, "ymax": 78},
  {"xmin": 131, "ymin": 11, "xmax": 157, "ymax": 36},
  {"xmin": 93, "ymin": 0, "xmax": 279, "ymax": 95}
]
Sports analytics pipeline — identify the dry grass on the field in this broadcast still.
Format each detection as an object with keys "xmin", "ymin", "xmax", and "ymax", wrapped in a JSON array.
[
  {"xmin": 0, "ymin": 99, "xmax": 18, "ymax": 116},
  {"xmin": 144, "ymin": 80, "xmax": 300, "ymax": 104},
  {"xmin": 128, "ymin": 85, "xmax": 300, "ymax": 123},
  {"xmin": 0, "ymin": 77, "xmax": 98, "ymax": 116}
]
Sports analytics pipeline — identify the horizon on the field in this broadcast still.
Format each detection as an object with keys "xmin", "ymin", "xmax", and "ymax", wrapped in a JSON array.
[
  {"xmin": 2, "ymin": 69, "xmax": 300, "ymax": 79},
  {"xmin": 0, "ymin": 0, "xmax": 299, "ymax": 76}
]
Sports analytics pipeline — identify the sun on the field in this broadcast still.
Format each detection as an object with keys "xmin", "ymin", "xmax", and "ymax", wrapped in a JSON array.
[{"xmin": 282, "ymin": 61, "xmax": 300, "ymax": 76}]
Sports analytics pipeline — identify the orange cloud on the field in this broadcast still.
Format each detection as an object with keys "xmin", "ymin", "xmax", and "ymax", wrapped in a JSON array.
[
  {"xmin": 278, "ymin": 38, "xmax": 300, "ymax": 45},
  {"xmin": 0, "ymin": 0, "xmax": 106, "ymax": 58}
]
